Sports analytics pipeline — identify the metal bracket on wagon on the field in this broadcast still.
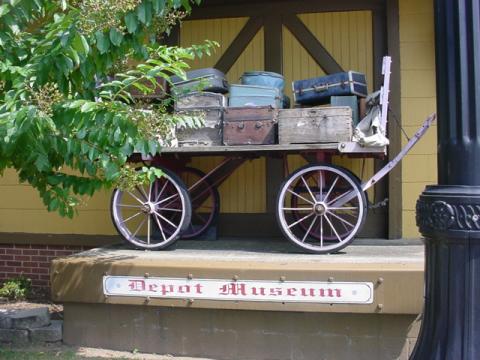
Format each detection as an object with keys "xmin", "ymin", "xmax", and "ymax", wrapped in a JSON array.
[{"xmin": 337, "ymin": 142, "xmax": 387, "ymax": 154}]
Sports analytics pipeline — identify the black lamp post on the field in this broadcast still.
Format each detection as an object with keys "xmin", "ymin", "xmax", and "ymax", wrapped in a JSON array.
[{"xmin": 412, "ymin": 0, "xmax": 480, "ymax": 359}]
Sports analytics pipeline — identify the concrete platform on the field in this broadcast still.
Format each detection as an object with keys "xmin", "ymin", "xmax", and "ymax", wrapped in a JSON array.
[
  {"xmin": 52, "ymin": 238, "xmax": 425, "ymax": 360},
  {"xmin": 51, "ymin": 238, "xmax": 424, "ymax": 314}
]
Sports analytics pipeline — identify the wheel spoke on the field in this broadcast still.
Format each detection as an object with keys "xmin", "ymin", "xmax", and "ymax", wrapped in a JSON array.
[
  {"xmin": 153, "ymin": 213, "xmax": 167, "ymax": 242},
  {"xmin": 318, "ymin": 171, "xmax": 323, "ymax": 201},
  {"xmin": 121, "ymin": 211, "xmax": 143, "ymax": 224},
  {"xmin": 154, "ymin": 211, "xmax": 179, "ymax": 230},
  {"xmin": 323, "ymin": 176, "xmax": 339, "ymax": 203},
  {"xmin": 324, "ymin": 213, "xmax": 342, "ymax": 243},
  {"xmin": 320, "ymin": 216, "xmax": 324, "ymax": 247},
  {"xmin": 118, "ymin": 204, "xmax": 142, "ymax": 208},
  {"xmin": 136, "ymin": 186, "xmax": 148, "ymax": 201},
  {"xmin": 287, "ymin": 212, "xmax": 315, "ymax": 229},
  {"xmin": 301, "ymin": 176, "xmax": 316, "ymax": 202},
  {"xmin": 282, "ymin": 207, "xmax": 312, "ymax": 211},
  {"xmin": 157, "ymin": 207, "xmax": 183, "ymax": 213},
  {"xmin": 132, "ymin": 218, "xmax": 146, "ymax": 238},
  {"xmin": 328, "ymin": 207, "xmax": 358, "ymax": 211},
  {"xmin": 287, "ymin": 188, "xmax": 314, "ymax": 205},
  {"xmin": 147, "ymin": 215, "xmax": 151, "ymax": 245},
  {"xmin": 327, "ymin": 210, "xmax": 355, "ymax": 228},
  {"xmin": 154, "ymin": 180, "xmax": 169, "ymax": 203},
  {"xmin": 126, "ymin": 191, "xmax": 145, "ymax": 205},
  {"xmin": 302, "ymin": 216, "xmax": 317, "ymax": 243},
  {"xmin": 148, "ymin": 181, "xmax": 153, "ymax": 202},
  {"xmin": 155, "ymin": 193, "xmax": 179, "ymax": 206}
]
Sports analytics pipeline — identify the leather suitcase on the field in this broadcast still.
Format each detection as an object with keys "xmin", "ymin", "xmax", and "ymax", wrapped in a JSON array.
[
  {"xmin": 223, "ymin": 107, "xmax": 276, "ymax": 146},
  {"xmin": 175, "ymin": 92, "xmax": 225, "ymax": 147},
  {"xmin": 293, "ymin": 71, "xmax": 367, "ymax": 105},
  {"xmin": 229, "ymin": 85, "xmax": 282, "ymax": 108},
  {"xmin": 172, "ymin": 68, "xmax": 228, "ymax": 95}
]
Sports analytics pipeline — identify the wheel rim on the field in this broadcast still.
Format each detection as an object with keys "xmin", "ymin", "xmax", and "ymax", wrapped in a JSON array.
[
  {"xmin": 277, "ymin": 165, "xmax": 365, "ymax": 253},
  {"xmin": 171, "ymin": 167, "xmax": 219, "ymax": 239},
  {"xmin": 112, "ymin": 171, "xmax": 189, "ymax": 249}
]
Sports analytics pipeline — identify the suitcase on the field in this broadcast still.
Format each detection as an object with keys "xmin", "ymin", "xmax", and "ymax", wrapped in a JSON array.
[
  {"xmin": 223, "ymin": 107, "xmax": 276, "ymax": 145},
  {"xmin": 278, "ymin": 107, "xmax": 352, "ymax": 144},
  {"xmin": 174, "ymin": 92, "xmax": 226, "ymax": 110},
  {"xmin": 228, "ymin": 85, "xmax": 282, "ymax": 108},
  {"xmin": 240, "ymin": 71, "xmax": 285, "ymax": 92},
  {"xmin": 171, "ymin": 68, "xmax": 229, "ymax": 95},
  {"xmin": 174, "ymin": 92, "xmax": 225, "ymax": 147},
  {"xmin": 331, "ymin": 95, "xmax": 359, "ymax": 126},
  {"xmin": 293, "ymin": 71, "xmax": 367, "ymax": 105}
]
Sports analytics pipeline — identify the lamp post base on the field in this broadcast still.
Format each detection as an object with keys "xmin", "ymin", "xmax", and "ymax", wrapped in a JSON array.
[{"xmin": 412, "ymin": 185, "xmax": 480, "ymax": 359}]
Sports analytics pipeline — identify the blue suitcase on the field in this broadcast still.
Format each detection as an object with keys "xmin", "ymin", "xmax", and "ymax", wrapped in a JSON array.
[
  {"xmin": 228, "ymin": 84, "xmax": 282, "ymax": 108},
  {"xmin": 240, "ymin": 71, "xmax": 285, "ymax": 92},
  {"xmin": 293, "ymin": 71, "xmax": 367, "ymax": 105}
]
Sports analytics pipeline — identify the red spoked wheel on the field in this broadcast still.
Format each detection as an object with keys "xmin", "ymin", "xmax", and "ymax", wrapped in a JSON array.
[
  {"xmin": 277, "ymin": 164, "xmax": 367, "ymax": 254},
  {"xmin": 111, "ymin": 167, "xmax": 192, "ymax": 250},
  {"xmin": 175, "ymin": 167, "xmax": 220, "ymax": 239}
]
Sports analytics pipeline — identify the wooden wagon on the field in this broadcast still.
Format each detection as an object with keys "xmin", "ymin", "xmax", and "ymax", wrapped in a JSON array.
[{"xmin": 109, "ymin": 57, "xmax": 436, "ymax": 254}]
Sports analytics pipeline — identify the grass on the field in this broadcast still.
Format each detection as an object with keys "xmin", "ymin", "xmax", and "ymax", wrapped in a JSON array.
[{"xmin": 0, "ymin": 348, "xmax": 131, "ymax": 360}]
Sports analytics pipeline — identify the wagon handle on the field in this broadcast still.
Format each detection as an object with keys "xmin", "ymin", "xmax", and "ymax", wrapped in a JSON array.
[{"xmin": 330, "ymin": 113, "xmax": 437, "ymax": 208}]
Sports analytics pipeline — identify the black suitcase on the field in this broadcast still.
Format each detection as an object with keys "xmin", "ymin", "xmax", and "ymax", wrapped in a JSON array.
[
  {"xmin": 293, "ymin": 71, "xmax": 367, "ymax": 105},
  {"xmin": 171, "ymin": 68, "xmax": 229, "ymax": 95}
]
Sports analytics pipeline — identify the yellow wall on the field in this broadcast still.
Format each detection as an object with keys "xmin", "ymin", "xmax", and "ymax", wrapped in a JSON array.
[{"xmin": 399, "ymin": 0, "xmax": 437, "ymax": 238}]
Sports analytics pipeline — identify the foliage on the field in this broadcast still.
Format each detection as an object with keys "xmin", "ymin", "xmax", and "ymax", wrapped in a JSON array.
[
  {"xmin": 0, "ymin": 276, "xmax": 32, "ymax": 301},
  {"xmin": 0, "ymin": 0, "xmax": 216, "ymax": 217}
]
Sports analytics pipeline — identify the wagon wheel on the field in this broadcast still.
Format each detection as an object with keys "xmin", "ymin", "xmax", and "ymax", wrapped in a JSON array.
[
  {"xmin": 111, "ymin": 167, "xmax": 192, "ymax": 249},
  {"xmin": 291, "ymin": 168, "xmax": 367, "ymax": 241},
  {"xmin": 277, "ymin": 164, "xmax": 367, "ymax": 254},
  {"xmin": 173, "ymin": 167, "xmax": 220, "ymax": 239}
]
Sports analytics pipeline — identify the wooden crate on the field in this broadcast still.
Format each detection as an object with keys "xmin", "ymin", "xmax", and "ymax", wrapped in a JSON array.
[{"xmin": 278, "ymin": 107, "xmax": 352, "ymax": 144}]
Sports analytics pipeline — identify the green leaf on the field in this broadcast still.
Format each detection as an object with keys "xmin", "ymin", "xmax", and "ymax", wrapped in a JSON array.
[
  {"xmin": 124, "ymin": 12, "xmax": 138, "ymax": 33},
  {"xmin": 137, "ymin": 2, "xmax": 152, "ymax": 25},
  {"xmin": 104, "ymin": 162, "xmax": 120, "ymax": 181},
  {"xmin": 95, "ymin": 31, "xmax": 110, "ymax": 54},
  {"xmin": 72, "ymin": 33, "xmax": 90, "ymax": 56},
  {"xmin": 0, "ymin": 4, "xmax": 10, "ymax": 18},
  {"xmin": 48, "ymin": 198, "xmax": 59, "ymax": 212},
  {"xmin": 109, "ymin": 28, "xmax": 124, "ymax": 47}
]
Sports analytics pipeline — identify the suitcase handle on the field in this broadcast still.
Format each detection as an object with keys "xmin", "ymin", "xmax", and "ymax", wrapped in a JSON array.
[
  {"xmin": 237, "ymin": 122, "xmax": 245, "ymax": 130},
  {"xmin": 313, "ymin": 84, "xmax": 329, "ymax": 92}
]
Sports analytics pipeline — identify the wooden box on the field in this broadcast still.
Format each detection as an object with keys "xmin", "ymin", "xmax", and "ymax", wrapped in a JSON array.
[
  {"xmin": 223, "ymin": 107, "xmax": 276, "ymax": 146},
  {"xmin": 278, "ymin": 107, "xmax": 352, "ymax": 144},
  {"xmin": 175, "ymin": 92, "xmax": 225, "ymax": 147}
]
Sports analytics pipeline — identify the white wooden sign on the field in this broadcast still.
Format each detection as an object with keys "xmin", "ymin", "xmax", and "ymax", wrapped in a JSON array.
[{"xmin": 103, "ymin": 276, "xmax": 374, "ymax": 304}]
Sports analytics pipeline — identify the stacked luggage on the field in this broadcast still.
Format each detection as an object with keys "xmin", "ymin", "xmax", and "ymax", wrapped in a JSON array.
[{"xmin": 143, "ymin": 66, "xmax": 372, "ymax": 147}]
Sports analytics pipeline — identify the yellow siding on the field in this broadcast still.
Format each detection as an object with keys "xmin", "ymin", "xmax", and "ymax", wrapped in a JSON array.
[
  {"xmin": 283, "ymin": 12, "xmax": 375, "ymax": 199},
  {"xmin": 181, "ymin": 18, "xmax": 266, "ymax": 213},
  {"xmin": 399, "ymin": 0, "xmax": 437, "ymax": 238},
  {"xmin": 0, "ymin": 169, "xmax": 116, "ymax": 234}
]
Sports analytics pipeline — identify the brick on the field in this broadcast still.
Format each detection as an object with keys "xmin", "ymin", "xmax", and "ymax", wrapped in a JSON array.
[
  {"xmin": 7, "ymin": 249, "xmax": 22, "ymax": 255},
  {"xmin": 55, "ymin": 250, "xmax": 73, "ymax": 256},
  {"xmin": 6, "ymin": 261, "xmax": 21, "ymax": 267},
  {"xmin": 0, "ymin": 328, "xmax": 29, "ymax": 344},
  {"xmin": 23, "ymin": 262, "xmax": 39, "ymax": 268},
  {"xmin": 31, "ymin": 256, "xmax": 47, "ymax": 262},
  {"xmin": 0, "ymin": 307, "xmax": 50, "ymax": 330},
  {"xmin": 35, "ymin": 268, "xmax": 49, "ymax": 274},
  {"xmin": 1, "ymin": 255, "xmax": 14, "ymax": 261},
  {"xmin": 15, "ymin": 255, "xmax": 30, "ymax": 261},
  {"xmin": 22, "ymin": 250, "xmax": 39, "ymax": 256},
  {"xmin": 0, "ymin": 249, "xmax": 5, "ymax": 254},
  {"xmin": 15, "ymin": 268, "xmax": 33, "ymax": 274},
  {"xmin": 39, "ymin": 250, "xmax": 52, "ymax": 256},
  {"xmin": 30, "ymin": 320, "xmax": 62, "ymax": 343},
  {"xmin": 38, "ymin": 262, "xmax": 51, "ymax": 268},
  {"xmin": 39, "ymin": 275, "xmax": 50, "ymax": 281}
]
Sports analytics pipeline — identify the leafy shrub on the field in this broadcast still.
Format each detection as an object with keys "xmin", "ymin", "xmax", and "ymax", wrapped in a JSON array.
[{"xmin": 0, "ymin": 276, "xmax": 32, "ymax": 301}]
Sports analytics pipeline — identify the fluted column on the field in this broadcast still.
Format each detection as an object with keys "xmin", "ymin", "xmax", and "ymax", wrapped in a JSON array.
[{"xmin": 412, "ymin": 0, "xmax": 480, "ymax": 359}]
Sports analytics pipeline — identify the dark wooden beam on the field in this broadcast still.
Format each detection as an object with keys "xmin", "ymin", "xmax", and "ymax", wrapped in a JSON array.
[
  {"xmin": 282, "ymin": 14, "xmax": 343, "ymax": 74},
  {"xmin": 188, "ymin": 0, "xmax": 384, "ymax": 20},
  {"xmin": 385, "ymin": 1, "xmax": 402, "ymax": 239},
  {"xmin": 163, "ymin": 24, "xmax": 180, "ymax": 46},
  {"xmin": 214, "ymin": 16, "xmax": 263, "ymax": 74}
]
